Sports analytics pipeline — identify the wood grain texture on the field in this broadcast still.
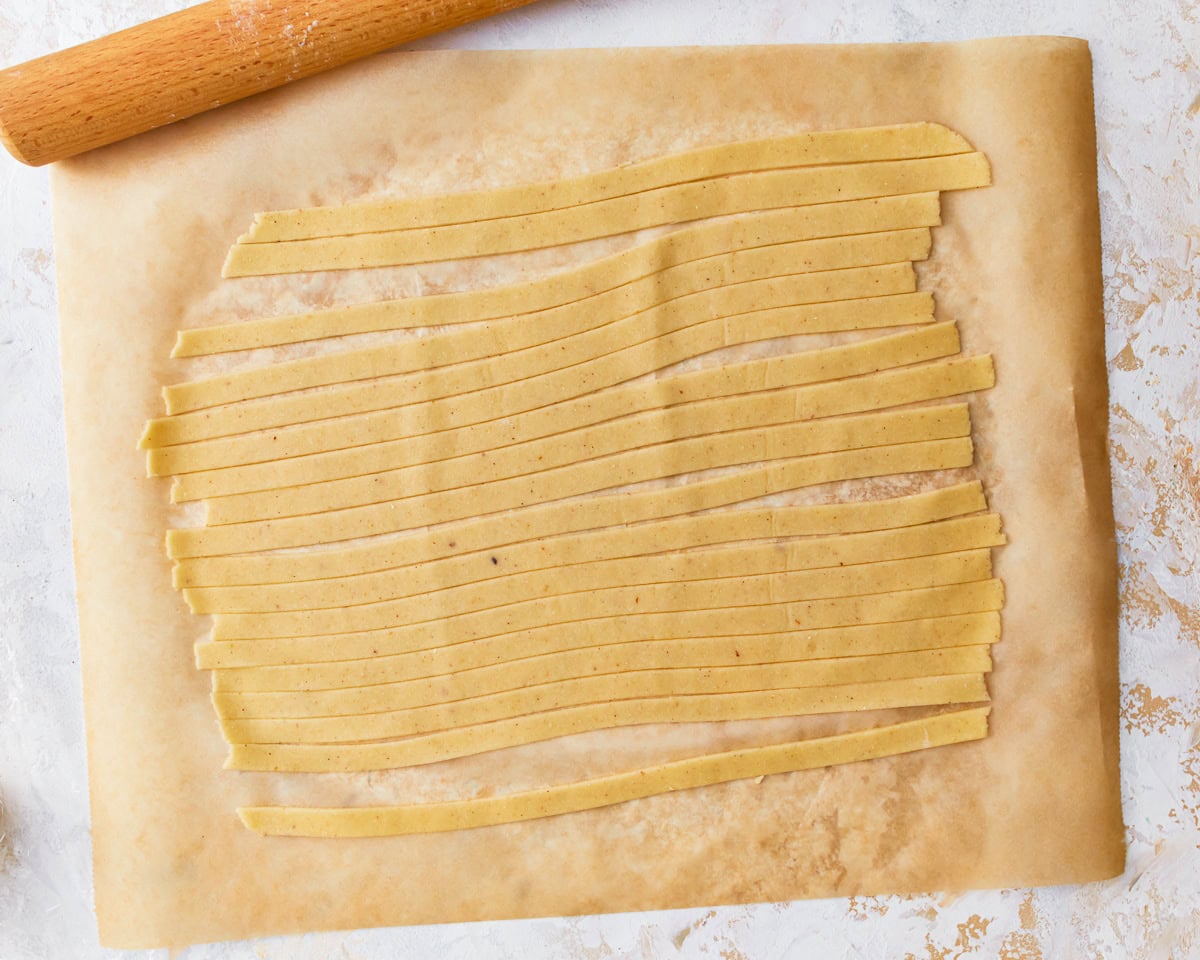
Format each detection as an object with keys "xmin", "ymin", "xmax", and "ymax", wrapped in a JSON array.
[{"xmin": 0, "ymin": 0, "xmax": 539, "ymax": 165}]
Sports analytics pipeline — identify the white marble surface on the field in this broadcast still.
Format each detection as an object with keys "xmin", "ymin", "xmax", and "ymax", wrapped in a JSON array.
[{"xmin": 1, "ymin": 1, "xmax": 1197, "ymax": 957}]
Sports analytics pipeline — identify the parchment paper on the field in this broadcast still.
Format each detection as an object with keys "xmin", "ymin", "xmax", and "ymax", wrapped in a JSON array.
[{"xmin": 50, "ymin": 38, "xmax": 1123, "ymax": 949}]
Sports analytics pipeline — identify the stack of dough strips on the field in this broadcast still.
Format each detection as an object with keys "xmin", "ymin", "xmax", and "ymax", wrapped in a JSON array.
[{"xmin": 142, "ymin": 123, "xmax": 1004, "ymax": 838}]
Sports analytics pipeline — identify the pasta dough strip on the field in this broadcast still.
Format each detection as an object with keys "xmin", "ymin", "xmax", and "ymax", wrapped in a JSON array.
[
  {"xmin": 223, "ymin": 154, "xmax": 990, "ymax": 275},
  {"xmin": 197, "ymin": 579, "xmax": 1005, "ymax": 670},
  {"xmin": 213, "ymin": 611, "xmax": 1002, "ymax": 694},
  {"xmin": 150, "ymin": 292, "xmax": 933, "ymax": 451},
  {"xmin": 212, "ymin": 546, "xmax": 992, "ymax": 641},
  {"xmin": 174, "ymin": 444, "xmax": 979, "ymax": 587},
  {"xmin": 218, "ymin": 644, "xmax": 992, "ymax": 724},
  {"xmin": 220, "ymin": 648, "xmax": 993, "ymax": 743},
  {"xmin": 188, "ymin": 512, "xmax": 1003, "ymax": 615},
  {"xmin": 165, "ymin": 262, "xmax": 915, "ymax": 415},
  {"xmin": 166, "ymin": 317, "xmax": 954, "ymax": 494},
  {"xmin": 226, "ymin": 673, "xmax": 989, "ymax": 772},
  {"xmin": 203, "ymin": 354, "xmax": 971, "ymax": 524},
  {"xmin": 196, "ymin": 405, "xmax": 971, "ymax": 551},
  {"xmin": 180, "ymin": 220, "xmax": 933, "ymax": 356},
  {"xmin": 170, "ymin": 350, "xmax": 991, "ymax": 509},
  {"xmin": 242, "ymin": 125, "xmax": 965, "ymax": 242},
  {"xmin": 167, "ymin": 431, "xmax": 976, "ymax": 560},
  {"xmin": 236, "ymin": 706, "xmax": 990, "ymax": 837}
]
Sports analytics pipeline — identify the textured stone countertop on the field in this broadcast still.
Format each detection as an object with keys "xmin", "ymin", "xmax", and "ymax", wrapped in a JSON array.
[{"xmin": 0, "ymin": 1, "xmax": 1196, "ymax": 957}]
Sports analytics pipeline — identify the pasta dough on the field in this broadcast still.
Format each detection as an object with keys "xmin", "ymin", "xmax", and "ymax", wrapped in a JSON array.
[
  {"xmin": 166, "ymin": 436, "xmax": 976, "ymax": 558},
  {"xmin": 223, "ymin": 154, "xmax": 990, "ymax": 274},
  {"xmin": 180, "ymin": 221, "xmax": 932, "ymax": 355},
  {"xmin": 187, "ymin": 512, "xmax": 1004, "ymax": 615},
  {"xmin": 212, "ymin": 611, "xmax": 1002, "ymax": 693},
  {"xmin": 164, "ymin": 262, "xmax": 916, "ymax": 414},
  {"xmin": 195, "ymin": 579, "xmax": 1005, "ymax": 670},
  {"xmin": 147, "ymin": 290, "xmax": 934, "ymax": 450},
  {"xmin": 175, "ymin": 477, "xmax": 989, "ymax": 590},
  {"xmin": 226, "ymin": 673, "xmax": 990, "ymax": 771},
  {"xmin": 156, "ymin": 319, "xmax": 958, "ymax": 484},
  {"xmin": 235, "ymin": 706, "xmax": 990, "ymax": 838},
  {"xmin": 241, "ymin": 125, "xmax": 965, "ymax": 241},
  {"xmin": 221, "ymin": 648, "xmax": 992, "ymax": 743}
]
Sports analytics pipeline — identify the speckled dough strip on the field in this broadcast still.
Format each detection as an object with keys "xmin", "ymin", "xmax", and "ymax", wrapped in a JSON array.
[
  {"xmin": 236, "ymin": 706, "xmax": 990, "ymax": 837},
  {"xmin": 179, "ymin": 218, "xmax": 934, "ymax": 356},
  {"xmin": 188, "ymin": 512, "xmax": 1003, "ymax": 616},
  {"xmin": 174, "ymin": 457, "xmax": 982, "ymax": 592},
  {"xmin": 151, "ymin": 296, "xmax": 938, "ymax": 459},
  {"xmin": 221, "ymin": 648, "xmax": 993, "ymax": 745},
  {"xmin": 155, "ymin": 319, "xmax": 953, "ymax": 491},
  {"xmin": 166, "ymin": 432, "xmax": 975, "ymax": 560},
  {"xmin": 164, "ymin": 262, "xmax": 915, "ymax": 416},
  {"xmin": 223, "ymin": 154, "xmax": 990, "ymax": 275},
  {"xmin": 196, "ymin": 578, "xmax": 1005, "ymax": 671},
  {"xmin": 196, "ymin": 403, "xmax": 970, "ymax": 541},
  {"xmin": 212, "ymin": 611, "xmax": 1002, "ymax": 694},
  {"xmin": 218, "ymin": 644, "xmax": 991, "ymax": 727},
  {"xmin": 226, "ymin": 673, "xmax": 990, "ymax": 772},
  {"xmin": 212, "ymin": 546, "xmax": 992, "ymax": 641},
  {"xmin": 241, "ymin": 125, "xmax": 966, "ymax": 243}
]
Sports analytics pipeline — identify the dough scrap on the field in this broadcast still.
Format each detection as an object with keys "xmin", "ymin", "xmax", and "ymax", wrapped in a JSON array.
[
  {"xmin": 221, "ymin": 647, "xmax": 992, "ymax": 745},
  {"xmin": 179, "ymin": 222, "xmax": 932, "ymax": 356},
  {"xmin": 241, "ymin": 125, "xmax": 965, "ymax": 242},
  {"xmin": 166, "ymin": 434, "xmax": 976, "ymax": 559},
  {"xmin": 222, "ymin": 154, "xmax": 990, "ymax": 274},
  {"xmin": 213, "ymin": 611, "xmax": 1002, "ymax": 694},
  {"xmin": 227, "ymin": 673, "xmax": 989, "ymax": 771},
  {"xmin": 235, "ymin": 706, "xmax": 990, "ymax": 837},
  {"xmin": 188, "ymin": 512, "xmax": 1003, "ymax": 615}
]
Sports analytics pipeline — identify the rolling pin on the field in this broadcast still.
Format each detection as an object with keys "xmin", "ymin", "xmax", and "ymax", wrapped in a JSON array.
[{"xmin": 0, "ymin": 0, "xmax": 541, "ymax": 166}]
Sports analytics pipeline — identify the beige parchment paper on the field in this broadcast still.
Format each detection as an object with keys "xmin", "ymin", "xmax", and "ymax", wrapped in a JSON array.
[{"xmin": 50, "ymin": 38, "xmax": 1123, "ymax": 949}]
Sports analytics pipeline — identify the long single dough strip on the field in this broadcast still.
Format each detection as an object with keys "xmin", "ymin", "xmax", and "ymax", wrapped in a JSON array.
[
  {"xmin": 196, "ymin": 405, "xmax": 970, "ymax": 551},
  {"xmin": 181, "ymin": 220, "xmax": 933, "ymax": 356},
  {"xmin": 236, "ymin": 706, "xmax": 990, "ymax": 837},
  {"xmin": 174, "ymin": 442, "xmax": 979, "ymax": 587},
  {"xmin": 189, "ymin": 512, "xmax": 1003, "ymax": 616},
  {"xmin": 201, "ymin": 580, "xmax": 1008, "ymax": 672},
  {"xmin": 150, "ymin": 293, "xmax": 933, "ymax": 451},
  {"xmin": 221, "ymin": 648, "xmax": 993, "ymax": 743},
  {"xmin": 213, "ymin": 611, "xmax": 1002, "ymax": 694},
  {"xmin": 223, "ymin": 154, "xmax": 990, "ymax": 275},
  {"xmin": 167, "ymin": 316, "xmax": 953, "ymax": 495},
  {"xmin": 167, "ymin": 430, "xmax": 975, "ymax": 560},
  {"xmin": 197, "ymin": 578, "xmax": 1005, "ymax": 671},
  {"xmin": 227, "ymin": 673, "xmax": 989, "ymax": 772},
  {"xmin": 242, "ymin": 125, "xmax": 966, "ymax": 243},
  {"xmin": 218, "ymin": 644, "xmax": 991, "ymax": 725},
  {"xmin": 165, "ymin": 262, "xmax": 914, "ymax": 416},
  {"xmin": 212, "ymin": 546, "xmax": 991, "ymax": 641}
]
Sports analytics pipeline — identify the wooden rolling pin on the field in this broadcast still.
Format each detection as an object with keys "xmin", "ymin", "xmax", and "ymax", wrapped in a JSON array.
[{"xmin": 0, "ymin": 0, "xmax": 541, "ymax": 166}]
